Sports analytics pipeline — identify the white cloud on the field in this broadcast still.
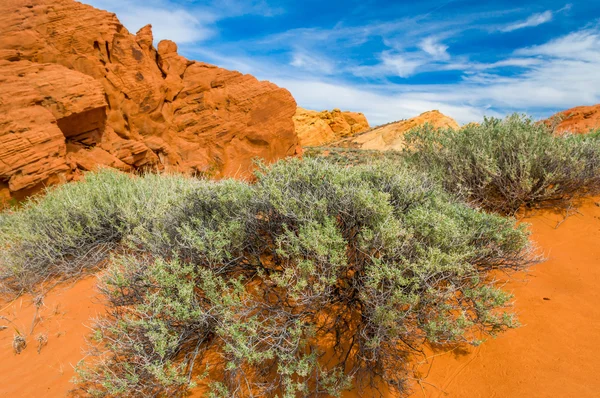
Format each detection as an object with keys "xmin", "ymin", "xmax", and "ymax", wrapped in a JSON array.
[
  {"xmin": 515, "ymin": 29, "xmax": 600, "ymax": 61},
  {"xmin": 276, "ymin": 28, "xmax": 600, "ymax": 125},
  {"xmin": 419, "ymin": 37, "xmax": 450, "ymax": 60},
  {"xmin": 351, "ymin": 52, "xmax": 426, "ymax": 78},
  {"xmin": 81, "ymin": 1, "xmax": 600, "ymax": 127},
  {"xmin": 85, "ymin": 0, "xmax": 216, "ymax": 44},
  {"xmin": 272, "ymin": 78, "xmax": 492, "ymax": 125},
  {"xmin": 380, "ymin": 53, "xmax": 424, "ymax": 77},
  {"xmin": 290, "ymin": 52, "xmax": 335, "ymax": 74},
  {"xmin": 118, "ymin": 8, "xmax": 214, "ymax": 43},
  {"xmin": 83, "ymin": 0, "xmax": 285, "ymax": 46},
  {"xmin": 477, "ymin": 58, "xmax": 543, "ymax": 69},
  {"xmin": 500, "ymin": 10, "xmax": 553, "ymax": 32}
]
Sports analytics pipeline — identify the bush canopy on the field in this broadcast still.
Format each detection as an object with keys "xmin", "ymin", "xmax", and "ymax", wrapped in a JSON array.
[
  {"xmin": 405, "ymin": 114, "xmax": 600, "ymax": 214},
  {"xmin": 0, "ymin": 159, "xmax": 534, "ymax": 397}
]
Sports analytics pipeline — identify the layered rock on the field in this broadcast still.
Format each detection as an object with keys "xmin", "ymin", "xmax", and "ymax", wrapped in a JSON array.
[
  {"xmin": 334, "ymin": 110, "xmax": 459, "ymax": 151},
  {"xmin": 545, "ymin": 104, "xmax": 600, "ymax": 134},
  {"xmin": 0, "ymin": 0, "xmax": 298, "ymax": 203},
  {"xmin": 0, "ymin": 60, "xmax": 109, "ymax": 194},
  {"xmin": 294, "ymin": 108, "xmax": 369, "ymax": 147}
]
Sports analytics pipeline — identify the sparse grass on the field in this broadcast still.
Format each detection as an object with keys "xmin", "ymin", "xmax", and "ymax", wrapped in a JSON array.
[{"xmin": 36, "ymin": 333, "xmax": 48, "ymax": 354}]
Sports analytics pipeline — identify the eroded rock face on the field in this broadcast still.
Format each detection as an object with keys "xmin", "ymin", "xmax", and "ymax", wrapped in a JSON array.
[
  {"xmin": 0, "ymin": 60, "xmax": 108, "ymax": 194},
  {"xmin": 334, "ymin": 110, "xmax": 459, "ymax": 151},
  {"xmin": 546, "ymin": 104, "xmax": 600, "ymax": 134},
  {"xmin": 294, "ymin": 108, "xmax": 369, "ymax": 147},
  {"xmin": 0, "ymin": 0, "xmax": 298, "ymax": 203}
]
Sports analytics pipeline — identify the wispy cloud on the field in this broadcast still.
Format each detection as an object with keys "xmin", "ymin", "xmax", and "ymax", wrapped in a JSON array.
[
  {"xmin": 86, "ymin": 0, "xmax": 217, "ymax": 43},
  {"xmin": 290, "ymin": 52, "xmax": 335, "ymax": 74},
  {"xmin": 515, "ymin": 28, "xmax": 600, "ymax": 60},
  {"xmin": 265, "ymin": 27, "xmax": 600, "ymax": 124},
  {"xmin": 86, "ymin": 0, "xmax": 284, "ymax": 44},
  {"xmin": 501, "ymin": 10, "xmax": 554, "ymax": 32},
  {"xmin": 273, "ymin": 78, "xmax": 496, "ymax": 125},
  {"xmin": 351, "ymin": 52, "xmax": 425, "ymax": 79},
  {"xmin": 500, "ymin": 4, "xmax": 573, "ymax": 33},
  {"xmin": 380, "ymin": 53, "xmax": 425, "ymax": 78},
  {"xmin": 257, "ymin": 9, "xmax": 511, "ymax": 54},
  {"xmin": 419, "ymin": 37, "xmax": 450, "ymax": 60}
]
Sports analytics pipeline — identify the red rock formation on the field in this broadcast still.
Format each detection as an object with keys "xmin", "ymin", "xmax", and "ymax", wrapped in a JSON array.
[
  {"xmin": 0, "ymin": 60, "xmax": 109, "ymax": 194},
  {"xmin": 545, "ymin": 104, "xmax": 600, "ymax": 134},
  {"xmin": 294, "ymin": 108, "xmax": 370, "ymax": 147},
  {"xmin": 0, "ymin": 0, "xmax": 298, "ymax": 203}
]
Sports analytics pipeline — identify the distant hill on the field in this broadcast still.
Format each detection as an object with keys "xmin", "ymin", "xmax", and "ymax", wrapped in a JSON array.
[{"xmin": 332, "ymin": 110, "xmax": 459, "ymax": 151}]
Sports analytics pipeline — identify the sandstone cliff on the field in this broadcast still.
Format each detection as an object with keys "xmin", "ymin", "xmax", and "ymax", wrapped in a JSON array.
[
  {"xmin": 545, "ymin": 104, "xmax": 600, "ymax": 134},
  {"xmin": 333, "ymin": 110, "xmax": 459, "ymax": 151},
  {"xmin": 294, "ymin": 108, "xmax": 369, "ymax": 147},
  {"xmin": 0, "ymin": 0, "xmax": 298, "ymax": 203}
]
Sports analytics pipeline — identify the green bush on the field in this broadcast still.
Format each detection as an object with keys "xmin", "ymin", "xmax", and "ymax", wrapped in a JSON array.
[
  {"xmin": 303, "ymin": 147, "xmax": 405, "ymax": 166},
  {"xmin": 0, "ymin": 170, "xmax": 198, "ymax": 294},
  {"xmin": 405, "ymin": 114, "xmax": 600, "ymax": 214},
  {"xmin": 53, "ymin": 159, "xmax": 533, "ymax": 397}
]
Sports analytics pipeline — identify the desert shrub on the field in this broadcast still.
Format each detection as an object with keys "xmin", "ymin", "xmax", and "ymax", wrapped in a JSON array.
[
  {"xmin": 126, "ymin": 178, "xmax": 256, "ymax": 267},
  {"xmin": 303, "ymin": 146, "xmax": 405, "ymax": 166},
  {"xmin": 405, "ymin": 114, "xmax": 600, "ymax": 214},
  {"xmin": 70, "ymin": 158, "xmax": 534, "ymax": 397},
  {"xmin": 0, "ymin": 169, "xmax": 198, "ymax": 294},
  {"xmin": 303, "ymin": 147, "xmax": 406, "ymax": 167}
]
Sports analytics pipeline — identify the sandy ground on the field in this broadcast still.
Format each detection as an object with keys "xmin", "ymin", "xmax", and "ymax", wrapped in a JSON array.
[
  {"xmin": 0, "ymin": 277, "xmax": 102, "ymax": 397},
  {"xmin": 410, "ymin": 198, "xmax": 600, "ymax": 398},
  {"xmin": 1, "ymin": 198, "xmax": 599, "ymax": 397}
]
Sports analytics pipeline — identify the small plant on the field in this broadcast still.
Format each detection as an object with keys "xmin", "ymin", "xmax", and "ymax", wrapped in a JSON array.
[
  {"xmin": 29, "ymin": 294, "xmax": 44, "ymax": 335},
  {"xmin": 13, "ymin": 332, "xmax": 26, "ymax": 354},
  {"xmin": 36, "ymin": 333, "xmax": 48, "ymax": 354}
]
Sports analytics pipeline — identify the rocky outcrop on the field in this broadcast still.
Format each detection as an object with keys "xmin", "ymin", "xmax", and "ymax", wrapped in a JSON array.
[
  {"xmin": 294, "ymin": 108, "xmax": 369, "ymax": 147},
  {"xmin": 545, "ymin": 104, "xmax": 600, "ymax": 134},
  {"xmin": 0, "ymin": 60, "xmax": 110, "ymax": 195},
  {"xmin": 334, "ymin": 110, "xmax": 459, "ymax": 151},
  {"xmin": 0, "ymin": 0, "xmax": 298, "ymax": 203}
]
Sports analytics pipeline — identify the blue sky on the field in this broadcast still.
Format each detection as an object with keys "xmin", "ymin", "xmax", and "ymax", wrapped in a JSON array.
[{"xmin": 85, "ymin": 0, "xmax": 600, "ymax": 125}]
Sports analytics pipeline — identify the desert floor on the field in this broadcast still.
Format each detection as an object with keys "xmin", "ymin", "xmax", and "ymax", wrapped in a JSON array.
[{"xmin": 2, "ymin": 198, "xmax": 599, "ymax": 397}]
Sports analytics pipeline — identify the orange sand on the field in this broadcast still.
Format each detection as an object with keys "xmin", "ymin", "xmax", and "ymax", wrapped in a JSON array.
[
  {"xmin": 0, "ymin": 277, "xmax": 102, "ymax": 397},
  {"xmin": 411, "ymin": 198, "xmax": 600, "ymax": 398},
  {"xmin": 1, "ymin": 199, "xmax": 599, "ymax": 397}
]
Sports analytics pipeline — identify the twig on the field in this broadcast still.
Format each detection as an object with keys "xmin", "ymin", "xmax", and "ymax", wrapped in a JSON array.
[{"xmin": 29, "ymin": 294, "xmax": 44, "ymax": 335}]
